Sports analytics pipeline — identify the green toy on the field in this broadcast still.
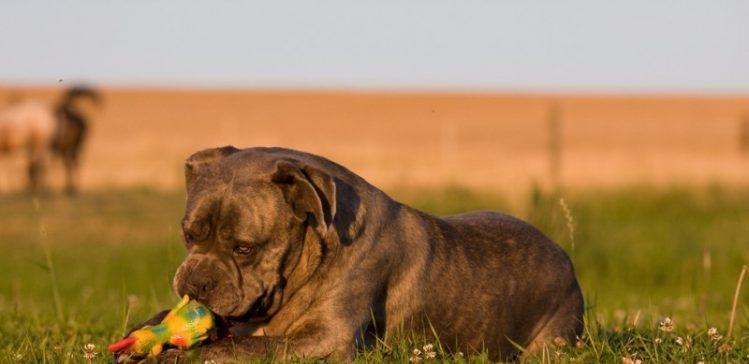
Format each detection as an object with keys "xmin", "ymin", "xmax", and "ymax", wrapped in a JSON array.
[{"xmin": 108, "ymin": 295, "xmax": 215, "ymax": 358}]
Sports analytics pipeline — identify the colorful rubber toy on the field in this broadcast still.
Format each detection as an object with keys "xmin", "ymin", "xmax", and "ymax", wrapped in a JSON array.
[{"xmin": 108, "ymin": 295, "xmax": 214, "ymax": 358}]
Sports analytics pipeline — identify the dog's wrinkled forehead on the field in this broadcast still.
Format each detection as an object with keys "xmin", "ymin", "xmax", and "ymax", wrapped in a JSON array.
[
  {"xmin": 183, "ymin": 178, "xmax": 281, "ymax": 243},
  {"xmin": 181, "ymin": 146, "xmax": 334, "ymax": 241},
  {"xmin": 184, "ymin": 147, "xmax": 280, "ymax": 201},
  {"xmin": 184, "ymin": 146, "xmax": 286, "ymax": 189},
  {"xmin": 182, "ymin": 149, "xmax": 284, "ymax": 242}
]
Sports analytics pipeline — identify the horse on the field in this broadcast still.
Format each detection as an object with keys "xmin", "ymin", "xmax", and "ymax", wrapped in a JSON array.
[{"xmin": 0, "ymin": 86, "xmax": 101, "ymax": 194}]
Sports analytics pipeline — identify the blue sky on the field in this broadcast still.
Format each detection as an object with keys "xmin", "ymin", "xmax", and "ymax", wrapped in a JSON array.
[{"xmin": 1, "ymin": 1, "xmax": 748, "ymax": 93}]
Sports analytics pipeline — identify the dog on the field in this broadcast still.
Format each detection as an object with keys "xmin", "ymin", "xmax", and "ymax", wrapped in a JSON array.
[{"xmin": 119, "ymin": 146, "xmax": 583, "ymax": 362}]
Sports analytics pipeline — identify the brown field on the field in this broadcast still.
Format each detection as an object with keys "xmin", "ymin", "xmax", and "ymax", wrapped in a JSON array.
[{"xmin": 1, "ymin": 86, "xmax": 748, "ymax": 196}]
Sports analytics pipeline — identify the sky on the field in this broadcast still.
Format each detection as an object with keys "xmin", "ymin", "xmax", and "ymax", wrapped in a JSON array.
[{"xmin": 1, "ymin": 1, "xmax": 748, "ymax": 93}]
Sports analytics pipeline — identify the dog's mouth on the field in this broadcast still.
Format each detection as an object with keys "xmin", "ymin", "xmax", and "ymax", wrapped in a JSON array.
[
  {"xmin": 238, "ymin": 286, "xmax": 284, "ymax": 323},
  {"xmin": 208, "ymin": 288, "xmax": 282, "ymax": 339},
  {"xmin": 202, "ymin": 299, "xmax": 267, "ymax": 339},
  {"xmin": 217, "ymin": 284, "xmax": 284, "ymax": 328}
]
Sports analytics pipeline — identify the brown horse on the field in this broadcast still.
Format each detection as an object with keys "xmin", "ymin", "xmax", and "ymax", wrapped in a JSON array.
[{"xmin": 0, "ymin": 87, "xmax": 100, "ymax": 194}]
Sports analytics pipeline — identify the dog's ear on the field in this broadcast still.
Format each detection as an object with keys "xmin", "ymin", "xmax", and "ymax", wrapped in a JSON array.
[
  {"xmin": 272, "ymin": 160, "xmax": 336, "ymax": 236},
  {"xmin": 185, "ymin": 146, "xmax": 240, "ymax": 188}
]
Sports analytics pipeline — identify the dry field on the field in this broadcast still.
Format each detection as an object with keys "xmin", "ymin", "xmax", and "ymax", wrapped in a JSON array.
[{"xmin": 1, "ymin": 86, "xmax": 748, "ymax": 196}]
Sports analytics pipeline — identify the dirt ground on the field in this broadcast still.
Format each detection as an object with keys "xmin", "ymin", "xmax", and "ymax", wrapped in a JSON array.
[{"xmin": 1, "ymin": 85, "xmax": 748, "ymax": 196}]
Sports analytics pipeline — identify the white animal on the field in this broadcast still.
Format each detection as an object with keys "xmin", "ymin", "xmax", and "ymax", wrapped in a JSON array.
[{"xmin": 0, "ymin": 100, "xmax": 57, "ymax": 191}]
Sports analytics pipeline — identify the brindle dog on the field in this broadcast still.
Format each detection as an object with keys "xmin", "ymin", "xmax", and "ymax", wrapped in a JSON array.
[{"xmin": 118, "ymin": 146, "xmax": 583, "ymax": 362}]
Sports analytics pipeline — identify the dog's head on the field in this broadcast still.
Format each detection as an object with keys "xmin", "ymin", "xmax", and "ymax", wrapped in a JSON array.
[{"xmin": 173, "ymin": 146, "xmax": 336, "ymax": 319}]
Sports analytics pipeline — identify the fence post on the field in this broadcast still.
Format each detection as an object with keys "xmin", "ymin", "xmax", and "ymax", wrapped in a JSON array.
[{"xmin": 548, "ymin": 101, "xmax": 562, "ymax": 192}]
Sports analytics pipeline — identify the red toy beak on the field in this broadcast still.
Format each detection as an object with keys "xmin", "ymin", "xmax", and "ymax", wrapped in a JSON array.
[{"xmin": 108, "ymin": 337, "xmax": 135, "ymax": 353}]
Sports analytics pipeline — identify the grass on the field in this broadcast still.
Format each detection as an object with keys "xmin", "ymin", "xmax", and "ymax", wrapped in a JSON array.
[{"xmin": 0, "ymin": 186, "xmax": 748, "ymax": 363}]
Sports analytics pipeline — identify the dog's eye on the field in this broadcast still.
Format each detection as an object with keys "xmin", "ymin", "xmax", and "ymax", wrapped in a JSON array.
[
  {"xmin": 183, "ymin": 232, "xmax": 194, "ymax": 244},
  {"xmin": 234, "ymin": 245, "xmax": 252, "ymax": 255}
]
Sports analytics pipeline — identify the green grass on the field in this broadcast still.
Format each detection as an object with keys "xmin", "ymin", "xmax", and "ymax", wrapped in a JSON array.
[{"xmin": 1, "ymin": 186, "xmax": 748, "ymax": 363}]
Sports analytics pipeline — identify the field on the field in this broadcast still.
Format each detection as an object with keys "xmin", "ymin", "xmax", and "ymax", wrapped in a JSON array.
[
  {"xmin": 1, "ymin": 87, "xmax": 749, "ymax": 197},
  {"xmin": 1, "ymin": 186, "xmax": 748, "ymax": 363},
  {"xmin": 1, "ymin": 87, "xmax": 749, "ymax": 362}
]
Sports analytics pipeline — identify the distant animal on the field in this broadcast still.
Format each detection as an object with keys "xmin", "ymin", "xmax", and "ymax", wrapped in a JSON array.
[
  {"xmin": 118, "ymin": 146, "xmax": 584, "ymax": 363},
  {"xmin": 51, "ymin": 86, "xmax": 101, "ymax": 193},
  {"xmin": 0, "ymin": 86, "xmax": 100, "ymax": 193}
]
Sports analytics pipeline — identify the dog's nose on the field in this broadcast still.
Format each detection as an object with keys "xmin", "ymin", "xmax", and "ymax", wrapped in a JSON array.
[{"xmin": 186, "ymin": 277, "xmax": 215, "ymax": 301}]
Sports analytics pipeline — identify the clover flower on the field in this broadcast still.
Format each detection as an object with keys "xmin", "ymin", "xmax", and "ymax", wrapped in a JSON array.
[
  {"xmin": 552, "ymin": 336, "xmax": 566, "ymax": 347},
  {"xmin": 82, "ymin": 343, "xmax": 98, "ymax": 361},
  {"xmin": 707, "ymin": 327, "xmax": 723, "ymax": 342},
  {"xmin": 718, "ymin": 343, "xmax": 732, "ymax": 353},
  {"xmin": 409, "ymin": 348, "xmax": 423, "ymax": 362},
  {"xmin": 658, "ymin": 317, "xmax": 674, "ymax": 332}
]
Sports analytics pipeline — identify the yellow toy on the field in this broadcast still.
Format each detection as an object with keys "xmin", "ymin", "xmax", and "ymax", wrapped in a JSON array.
[{"xmin": 108, "ymin": 295, "xmax": 214, "ymax": 357}]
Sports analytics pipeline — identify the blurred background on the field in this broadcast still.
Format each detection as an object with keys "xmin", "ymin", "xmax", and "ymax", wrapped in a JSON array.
[
  {"xmin": 1, "ymin": 1, "xmax": 748, "ymax": 197},
  {"xmin": 1, "ymin": 1, "xmax": 749, "ymax": 362}
]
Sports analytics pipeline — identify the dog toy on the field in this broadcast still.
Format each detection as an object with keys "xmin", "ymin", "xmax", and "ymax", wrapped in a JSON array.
[{"xmin": 108, "ymin": 295, "xmax": 214, "ymax": 357}]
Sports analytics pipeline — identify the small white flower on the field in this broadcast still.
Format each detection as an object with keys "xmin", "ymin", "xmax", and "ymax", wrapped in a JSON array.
[
  {"xmin": 718, "ymin": 342, "xmax": 732, "ymax": 353},
  {"xmin": 553, "ymin": 336, "xmax": 567, "ymax": 347},
  {"xmin": 82, "ymin": 344, "xmax": 98, "ymax": 361},
  {"xmin": 621, "ymin": 356, "xmax": 642, "ymax": 364},
  {"xmin": 675, "ymin": 336, "xmax": 684, "ymax": 346},
  {"xmin": 422, "ymin": 343, "xmax": 436, "ymax": 359},
  {"xmin": 412, "ymin": 348, "xmax": 422, "ymax": 356},
  {"xmin": 658, "ymin": 317, "xmax": 674, "ymax": 332},
  {"xmin": 454, "ymin": 351, "xmax": 464, "ymax": 358},
  {"xmin": 409, "ymin": 355, "xmax": 422, "ymax": 363},
  {"xmin": 13, "ymin": 353, "xmax": 23, "ymax": 362},
  {"xmin": 654, "ymin": 337, "xmax": 662, "ymax": 344},
  {"xmin": 707, "ymin": 327, "xmax": 723, "ymax": 341}
]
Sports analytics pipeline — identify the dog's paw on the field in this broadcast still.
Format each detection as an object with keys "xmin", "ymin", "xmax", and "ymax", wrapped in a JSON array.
[
  {"xmin": 156, "ymin": 348, "xmax": 186, "ymax": 363},
  {"xmin": 114, "ymin": 351, "xmax": 146, "ymax": 364},
  {"xmin": 114, "ymin": 348, "xmax": 194, "ymax": 364}
]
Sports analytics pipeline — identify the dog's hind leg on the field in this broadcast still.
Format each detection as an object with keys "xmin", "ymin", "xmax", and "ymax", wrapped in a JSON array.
[{"xmin": 523, "ymin": 287, "xmax": 584, "ymax": 358}]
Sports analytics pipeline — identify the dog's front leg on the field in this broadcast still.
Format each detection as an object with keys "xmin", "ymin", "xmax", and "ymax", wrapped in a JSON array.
[
  {"xmin": 134, "ymin": 337, "xmax": 281, "ymax": 364},
  {"xmin": 199, "ymin": 333, "xmax": 354, "ymax": 362},
  {"xmin": 198, "ymin": 336, "xmax": 284, "ymax": 362}
]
